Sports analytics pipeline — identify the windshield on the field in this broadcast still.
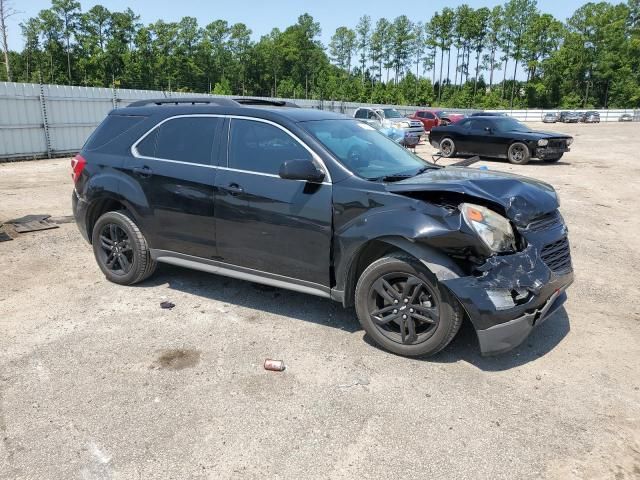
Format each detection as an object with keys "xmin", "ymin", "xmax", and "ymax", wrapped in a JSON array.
[
  {"xmin": 492, "ymin": 117, "xmax": 530, "ymax": 132},
  {"xmin": 381, "ymin": 108, "xmax": 403, "ymax": 119},
  {"xmin": 303, "ymin": 119, "xmax": 432, "ymax": 180}
]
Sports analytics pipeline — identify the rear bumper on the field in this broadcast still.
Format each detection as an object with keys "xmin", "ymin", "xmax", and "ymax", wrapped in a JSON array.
[{"xmin": 72, "ymin": 189, "xmax": 90, "ymax": 243}]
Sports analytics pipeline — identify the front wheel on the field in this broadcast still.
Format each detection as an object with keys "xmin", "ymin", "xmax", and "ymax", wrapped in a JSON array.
[
  {"xmin": 507, "ymin": 142, "xmax": 531, "ymax": 165},
  {"xmin": 91, "ymin": 210, "xmax": 157, "ymax": 285},
  {"xmin": 354, "ymin": 255, "xmax": 464, "ymax": 357}
]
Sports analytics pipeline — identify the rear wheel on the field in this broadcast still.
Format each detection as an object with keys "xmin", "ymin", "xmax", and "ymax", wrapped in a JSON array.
[
  {"xmin": 439, "ymin": 137, "xmax": 456, "ymax": 158},
  {"xmin": 92, "ymin": 211, "xmax": 157, "ymax": 285},
  {"xmin": 354, "ymin": 255, "xmax": 463, "ymax": 357},
  {"xmin": 507, "ymin": 142, "xmax": 531, "ymax": 165}
]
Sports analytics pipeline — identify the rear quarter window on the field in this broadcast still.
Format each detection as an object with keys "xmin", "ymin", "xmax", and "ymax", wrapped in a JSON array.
[{"xmin": 84, "ymin": 115, "xmax": 146, "ymax": 151}]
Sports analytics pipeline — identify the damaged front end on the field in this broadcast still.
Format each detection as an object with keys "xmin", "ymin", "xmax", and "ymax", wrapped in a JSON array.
[{"xmin": 385, "ymin": 168, "xmax": 574, "ymax": 355}]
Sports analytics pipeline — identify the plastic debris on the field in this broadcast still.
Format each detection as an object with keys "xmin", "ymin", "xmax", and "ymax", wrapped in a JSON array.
[{"xmin": 160, "ymin": 301, "xmax": 175, "ymax": 309}]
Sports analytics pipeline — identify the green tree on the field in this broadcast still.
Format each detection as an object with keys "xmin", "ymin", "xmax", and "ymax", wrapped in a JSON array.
[{"xmin": 355, "ymin": 15, "xmax": 371, "ymax": 84}]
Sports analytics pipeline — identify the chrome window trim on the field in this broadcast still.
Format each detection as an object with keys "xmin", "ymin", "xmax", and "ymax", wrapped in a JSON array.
[{"xmin": 130, "ymin": 113, "xmax": 333, "ymax": 183}]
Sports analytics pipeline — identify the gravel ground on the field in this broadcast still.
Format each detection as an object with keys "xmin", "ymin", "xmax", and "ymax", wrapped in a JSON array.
[{"xmin": 1, "ymin": 122, "xmax": 639, "ymax": 480}]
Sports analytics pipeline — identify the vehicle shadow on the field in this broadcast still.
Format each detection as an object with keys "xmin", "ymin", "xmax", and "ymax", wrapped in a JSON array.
[
  {"xmin": 479, "ymin": 156, "xmax": 571, "ymax": 167},
  {"xmin": 142, "ymin": 264, "xmax": 361, "ymax": 333},
  {"xmin": 144, "ymin": 264, "xmax": 570, "ymax": 369}
]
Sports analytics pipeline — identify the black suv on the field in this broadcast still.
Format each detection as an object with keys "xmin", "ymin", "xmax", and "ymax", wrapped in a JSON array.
[{"xmin": 72, "ymin": 98, "xmax": 574, "ymax": 357}]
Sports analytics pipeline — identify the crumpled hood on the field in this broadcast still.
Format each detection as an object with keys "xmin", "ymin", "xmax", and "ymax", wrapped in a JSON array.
[{"xmin": 386, "ymin": 167, "xmax": 559, "ymax": 225}]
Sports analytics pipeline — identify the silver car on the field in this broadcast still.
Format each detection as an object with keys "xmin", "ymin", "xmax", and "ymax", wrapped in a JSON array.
[{"xmin": 354, "ymin": 107, "xmax": 424, "ymax": 147}]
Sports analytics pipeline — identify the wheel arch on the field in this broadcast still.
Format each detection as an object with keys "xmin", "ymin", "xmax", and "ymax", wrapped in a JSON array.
[{"xmin": 340, "ymin": 236, "xmax": 465, "ymax": 308}]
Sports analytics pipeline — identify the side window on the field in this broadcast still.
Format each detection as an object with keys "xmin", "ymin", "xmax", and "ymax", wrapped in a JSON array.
[
  {"xmin": 354, "ymin": 109, "xmax": 367, "ymax": 119},
  {"xmin": 416, "ymin": 112, "xmax": 425, "ymax": 118},
  {"xmin": 458, "ymin": 119, "xmax": 471, "ymax": 129},
  {"xmin": 424, "ymin": 112, "xmax": 435, "ymax": 120},
  {"xmin": 138, "ymin": 117, "xmax": 220, "ymax": 165},
  {"xmin": 136, "ymin": 128, "xmax": 158, "ymax": 157},
  {"xmin": 368, "ymin": 110, "xmax": 378, "ymax": 120},
  {"xmin": 229, "ymin": 119, "xmax": 312, "ymax": 175}
]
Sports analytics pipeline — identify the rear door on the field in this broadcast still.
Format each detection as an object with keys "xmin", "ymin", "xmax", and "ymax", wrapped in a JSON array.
[
  {"xmin": 214, "ymin": 118, "xmax": 333, "ymax": 287},
  {"xmin": 126, "ymin": 115, "xmax": 223, "ymax": 259}
]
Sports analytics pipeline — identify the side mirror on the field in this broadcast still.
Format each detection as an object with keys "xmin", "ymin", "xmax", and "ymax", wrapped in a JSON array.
[{"xmin": 279, "ymin": 159, "xmax": 325, "ymax": 183}]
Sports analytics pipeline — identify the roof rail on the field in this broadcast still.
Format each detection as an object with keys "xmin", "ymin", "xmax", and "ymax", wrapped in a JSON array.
[
  {"xmin": 127, "ymin": 97, "xmax": 239, "ymax": 108},
  {"xmin": 233, "ymin": 98, "xmax": 300, "ymax": 108}
]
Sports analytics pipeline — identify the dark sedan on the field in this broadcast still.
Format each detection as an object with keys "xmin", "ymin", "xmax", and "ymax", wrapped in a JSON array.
[{"xmin": 429, "ymin": 116, "xmax": 573, "ymax": 165}]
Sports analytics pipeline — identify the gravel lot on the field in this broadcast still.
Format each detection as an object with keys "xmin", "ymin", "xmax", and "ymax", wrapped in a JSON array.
[{"xmin": 1, "ymin": 122, "xmax": 639, "ymax": 480}]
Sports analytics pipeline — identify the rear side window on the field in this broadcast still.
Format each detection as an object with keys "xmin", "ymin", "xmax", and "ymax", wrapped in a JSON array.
[
  {"xmin": 354, "ymin": 109, "xmax": 367, "ymax": 119},
  {"xmin": 135, "ymin": 117, "xmax": 220, "ymax": 165},
  {"xmin": 85, "ymin": 115, "xmax": 145, "ymax": 151},
  {"xmin": 228, "ymin": 119, "xmax": 311, "ymax": 175},
  {"xmin": 423, "ymin": 112, "xmax": 435, "ymax": 119}
]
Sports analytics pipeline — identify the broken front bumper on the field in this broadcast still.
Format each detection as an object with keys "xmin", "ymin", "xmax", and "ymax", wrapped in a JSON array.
[
  {"xmin": 442, "ymin": 243, "xmax": 574, "ymax": 356},
  {"xmin": 535, "ymin": 147, "xmax": 570, "ymax": 159}
]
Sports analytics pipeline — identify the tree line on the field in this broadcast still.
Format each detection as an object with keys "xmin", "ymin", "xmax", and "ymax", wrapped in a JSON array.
[{"xmin": 1, "ymin": 0, "xmax": 639, "ymax": 108}]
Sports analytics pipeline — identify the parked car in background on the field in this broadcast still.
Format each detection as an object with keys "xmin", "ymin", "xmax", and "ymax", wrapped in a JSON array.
[
  {"xmin": 72, "ymin": 97, "xmax": 573, "ymax": 357},
  {"xmin": 429, "ymin": 115, "xmax": 573, "ymax": 164},
  {"xmin": 543, "ymin": 113, "xmax": 558, "ymax": 123},
  {"xmin": 559, "ymin": 111, "xmax": 580, "ymax": 123},
  {"xmin": 580, "ymin": 111, "xmax": 600, "ymax": 123},
  {"xmin": 619, "ymin": 113, "xmax": 634, "ymax": 122},
  {"xmin": 410, "ymin": 110, "xmax": 466, "ymax": 130},
  {"xmin": 354, "ymin": 107, "xmax": 424, "ymax": 146},
  {"xmin": 470, "ymin": 112, "xmax": 507, "ymax": 117}
]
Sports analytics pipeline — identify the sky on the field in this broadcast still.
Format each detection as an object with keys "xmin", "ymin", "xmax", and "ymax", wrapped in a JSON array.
[{"xmin": 6, "ymin": 0, "xmax": 604, "ymax": 51}]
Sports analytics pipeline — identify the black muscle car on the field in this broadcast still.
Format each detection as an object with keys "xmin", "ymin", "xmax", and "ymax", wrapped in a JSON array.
[{"xmin": 429, "ymin": 116, "xmax": 573, "ymax": 165}]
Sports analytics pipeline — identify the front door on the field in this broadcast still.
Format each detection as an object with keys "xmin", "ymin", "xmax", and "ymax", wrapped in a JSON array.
[
  {"xmin": 214, "ymin": 118, "xmax": 332, "ymax": 287},
  {"xmin": 125, "ymin": 116, "xmax": 223, "ymax": 259}
]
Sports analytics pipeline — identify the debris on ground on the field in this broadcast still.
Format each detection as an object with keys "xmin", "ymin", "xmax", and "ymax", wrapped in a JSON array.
[
  {"xmin": 0, "ymin": 228, "xmax": 12, "ymax": 242},
  {"xmin": 160, "ymin": 301, "xmax": 176, "ymax": 309},
  {"xmin": 6, "ymin": 214, "xmax": 59, "ymax": 233},
  {"xmin": 264, "ymin": 359, "xmax": 286, "ymax": 372}
]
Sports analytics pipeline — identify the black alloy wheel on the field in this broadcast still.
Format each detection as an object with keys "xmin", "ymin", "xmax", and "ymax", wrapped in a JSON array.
[
  {"xmin": 368, "ymin": 272, "xmax": 439, "ymax": 345},
  {"xmin": 97, "ymin": 223, "xmax": 134, "ymax": 276},
  {"xmin": 91, "ymin": 210, "xmax": 157, "ymax": 285}
]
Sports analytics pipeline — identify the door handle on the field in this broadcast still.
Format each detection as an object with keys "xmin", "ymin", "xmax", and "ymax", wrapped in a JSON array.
[
  {"xmin": 133, "ymin": 166, "xmax": 153, "ymax": 178},
  {"xmin": 225, "ymin": 183, "xmax": 244, "ymax": 195}
]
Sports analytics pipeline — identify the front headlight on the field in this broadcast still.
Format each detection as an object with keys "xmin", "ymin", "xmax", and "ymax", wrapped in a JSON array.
[
  {"xmin": 396, "ymin": 121, "xmax": 411, "ymax": 128},
  {"xmin": 460, "ymin": 203, "xmax": 516, "ymax": 253},
  {"xmin": 566, "ymin": 137, "xmax": 573, "ymax": 146},
  {"xmin": 537, "ymin": 139, "xmax": 549, "ymax": 147}
]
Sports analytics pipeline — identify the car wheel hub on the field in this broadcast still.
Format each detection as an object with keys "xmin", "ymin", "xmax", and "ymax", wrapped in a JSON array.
[{"xmin": 367, "ymin": 273, "xmax": 439, "ymax": 345}]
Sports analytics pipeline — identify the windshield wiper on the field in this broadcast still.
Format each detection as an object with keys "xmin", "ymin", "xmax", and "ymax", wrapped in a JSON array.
[{"xmin": 373, "ymin": 166, "xmax": 434, "ymax": 182}]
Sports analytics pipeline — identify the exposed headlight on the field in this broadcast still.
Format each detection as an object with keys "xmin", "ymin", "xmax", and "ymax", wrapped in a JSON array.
[
  {"xmin": 537, "ymin": 139, "xmax": 549, "ymax": 147},
  {"xmin": 396, "ymin": 121, "xmax": 411, "ymax": 128},
  {"xmin": 566, "ymin": 138, "xmax": 573, "ymax": 146},
  {"xmin": 460, "ymin": 203, "xmax": 516, "ymax": 253}
]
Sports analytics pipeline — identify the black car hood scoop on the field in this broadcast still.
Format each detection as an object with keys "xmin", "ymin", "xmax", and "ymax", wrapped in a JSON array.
[{"xmin": 386, "ymin": 167, "xmax": 559, "ymax": 225}]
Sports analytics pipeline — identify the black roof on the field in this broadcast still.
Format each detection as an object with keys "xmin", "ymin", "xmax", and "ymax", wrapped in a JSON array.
[{"xmin": 119, "ymin": 97, "xmax": 346, "ymax": 123}]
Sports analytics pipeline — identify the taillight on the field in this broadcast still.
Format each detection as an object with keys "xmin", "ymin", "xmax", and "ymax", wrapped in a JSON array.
[{"xmin": 71, "ymin": 154, "xmax": 86, "ymax": 183}]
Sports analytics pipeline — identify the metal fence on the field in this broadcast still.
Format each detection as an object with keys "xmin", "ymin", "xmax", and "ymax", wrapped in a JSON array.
[{"xmin": 1, "ymin": 81, "xmax": 638, "ymax": 160}]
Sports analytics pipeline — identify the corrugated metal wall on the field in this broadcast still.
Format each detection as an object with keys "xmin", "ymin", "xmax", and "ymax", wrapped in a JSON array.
[{"xmin": 0, "ymin": 81, "xmax": 638, "ymax": 160}]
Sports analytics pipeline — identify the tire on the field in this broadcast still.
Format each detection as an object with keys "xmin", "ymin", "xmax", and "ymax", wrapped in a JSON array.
[
  {"xmin": 507, "ymin": 142, "xmax": 531, "ymax": 165},
  {"xmin": 91, "ymin": 210, "xmax": 157, "ymax": 285},
  {"xmin": 542, "ymin": 154, "xmax": 563, "ymax": 163},
  {"xmin": 439, "ymin": 137, "xmax": 456, "ymax": 158},
  {"xmin": 354, "ymin": 255, "xmax": 464, "ymax": 357}
]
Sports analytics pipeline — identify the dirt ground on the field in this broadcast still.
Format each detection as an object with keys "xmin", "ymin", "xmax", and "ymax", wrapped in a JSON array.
[{"xmin": 1, "ymin": 122, "xmax": 639, "ymax": 480}]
